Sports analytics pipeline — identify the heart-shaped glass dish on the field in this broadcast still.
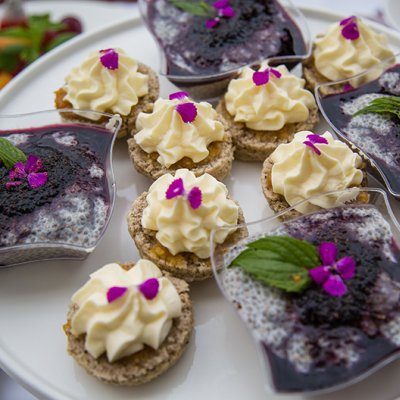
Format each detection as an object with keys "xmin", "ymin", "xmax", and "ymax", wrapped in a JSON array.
[
  {"xmin": 0, "ymin": 109, "xmax": 121, "ymax": 267},
  {"xmin": 138, "ymin": 0, "xmax": 311, "ymax": 102},
  {"xmin": 211, "ymin": 188, "xmax": 400, "ymax": 395},
  {"xmin": 315, "ymin": 53, "xmax": 400, "ymax": 198}
]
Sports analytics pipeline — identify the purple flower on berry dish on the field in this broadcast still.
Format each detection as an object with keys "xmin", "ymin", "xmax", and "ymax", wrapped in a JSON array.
[
  {"xmin": 316, "ymin": 54, "xmax": 400, "ymax": 198},
  {"xmin": 0, "ymin": 109, "xmax": 121, "ymax": 267},
  {"xmin": 138, "ymin": 0, "xmax": 311, "ymax": 101},
  {"xmin": 211, "ymin": 188, "xmax": 400, "ymax": 394}
]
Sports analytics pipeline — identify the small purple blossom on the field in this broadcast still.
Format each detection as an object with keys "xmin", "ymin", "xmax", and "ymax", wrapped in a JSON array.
[
  {"xmin": 303, "ymin": 134, "xmax": 328, "ymax": 156},
  {"xmin": 309, "ymin": 242, "xmax": 356, "ymax": 297},
  {"xmin": 169, "ymin": 91, "xmax": 189, "ymax": 101},
  {"xmin": 343, "ymin": 83, "xmax": 354, "ymax": 92},
  {"xmin": 6, "ymin": 155, "xmax": 48, "ymax": 190},
  {"xmin": 107, "ymin": 286, "xmax": 128, "ymax": 303},
  {"xmin": 206, "ymin": 0, "xmax": 235, "ymax": 28},
  {"xmin": 99, "ymin": 48, "xmax": 119, "ymax": 70},
  {"xmin": 252, "ymin": 67, "xmax": 282, "ymax": 86},
  {"xmin": 339, "ymin": 16, "xmax": 360, "ymax": 40},
  {"xmin": 138, "ymin": 278, "xmax": 159, "ymax": 300},
  {"xmin": 165, "ymin": 178, "xmax": 203, "ymax": 209},
  {"xmin": 176, "ymin": 102, "xmax": 197, "ymax": 123}
]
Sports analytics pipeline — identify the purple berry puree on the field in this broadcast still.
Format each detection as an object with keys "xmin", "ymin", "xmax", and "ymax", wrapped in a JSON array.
[
  {"xmin": 320, "ymin": 65, "xmax": 400, "ymax": 194},
  {"xmin": 145, "ymin": 0, "xmax": 306, "ymax": 77},
  {"xmin": 221, "ymin": 205, "xmax": 400, "ymax": 392},
  {"xmin": 0, "ymin": 124, "xmax": 113, "ymax": 249}
]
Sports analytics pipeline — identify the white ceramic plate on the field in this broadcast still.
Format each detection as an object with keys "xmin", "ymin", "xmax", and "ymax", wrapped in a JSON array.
[{"xmin": 1, "ymin": 7, "xmax": 400, "ymax": 400}]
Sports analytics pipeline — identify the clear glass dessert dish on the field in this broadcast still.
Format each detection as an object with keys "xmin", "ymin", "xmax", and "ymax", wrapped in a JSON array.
[
  {"xmin": 138, "ymin": 0, "xmax": 311, "ymax": 102},
  {"xmin": 315, "ymin": 53, "xmax": 400, "ymax": 198},
  {"xmin": 0, "ymin": 109, "xmax": 121, "ymax": 267},
  {"xmin": 211, "ymin": 188, "xmax": 400, "ymax": 395}
]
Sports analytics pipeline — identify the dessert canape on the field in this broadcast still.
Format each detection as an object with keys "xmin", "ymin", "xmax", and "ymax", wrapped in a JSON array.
[
  {"xmin": 213, "ymin": 192, "xmax": 400, "ymax": 393},
  {"xmin": 128, "ymin": 91, "xmax": 234, "ymax": 181},
  {"xmin": 217, "ymin": 63, "xmax": 318, "ymax": 161},
  {"xmin": 261, "ymin": 130, "xmax": 368, "ymax": 220},
  {"xmin": 55, "ymin": 48, "xmax": 159, "ymax": 138},
  {"xmin": 303, "ymin": 16, "xmax": 394, "ymax": 91},
  {"xmin": 127, "ymin": 168, "xmax": 247, "ymax": 282},
  {"xmin": 317, "ymin": 62, "xmax": 400, "ymax": 197},
  {"xmin": 64, "ymin": 259, "xmax": 193, "ymax": 385}
]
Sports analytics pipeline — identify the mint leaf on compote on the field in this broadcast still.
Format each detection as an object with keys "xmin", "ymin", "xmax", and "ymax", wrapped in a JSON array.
[
  {"xmin": 0, "ymin": 137, "xmax": 27, "ymax": 168},
  {"xmin": 170, "ymin": 0, "xmax": 214, "ymax": 17},
  {"xmin": 229, "ymin": 236, "xmax": 320, "ymax": 293},
  {"xmin": 353, "ymin": 96, "xmax": 400, "ymax": 119}
]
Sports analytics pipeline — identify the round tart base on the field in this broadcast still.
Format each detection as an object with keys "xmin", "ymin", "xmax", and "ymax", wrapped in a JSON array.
[
  {"xmin": 127, "ymin": 118, "xmax": 234, "ymax": 181},
  {"xmin": 127, "ymin": 193, "xmax": 248, "ymax": 282},
  {"xmin": 64, "ymin": 262, "xmax": 193, "ymax": 386},
  {"xmin": 54, "ymin": 63, "xmax": 159, "ymax": 138},
  {"xmin": 216, "ymin": 99, "xmax": 319, "ymax": 162},
  {"xmin": 261, "ymin": 156, "xmax": 370, "ymax": 221}
]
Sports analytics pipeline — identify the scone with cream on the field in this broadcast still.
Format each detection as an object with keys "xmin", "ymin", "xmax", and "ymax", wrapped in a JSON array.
[
  {"xmin": 55, "ymin": 48, "xmax": 159, "ymax": 138},
  {"xmin": 303, "ymin": 16, "xmax": 394, "ymax": 91},
  {"xmin": 217, "ymin": 62, "xmax": 318, "ymax": 161},
  {"xmin": 261, "ymin": 131, "xmax": 368, "ymax": 220},
  {"xmin": 127, "ymin": 169, "xmax": 247, "ymax": 281},
  {"xmin": 64, "ymin": 259, "xmax": 193, "ymax": 385},
  {"xmin": 128, "ymin": 91, "xmax": 234, "ymax": 180}
]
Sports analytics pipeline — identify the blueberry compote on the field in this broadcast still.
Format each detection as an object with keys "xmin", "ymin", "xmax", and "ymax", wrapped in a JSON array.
[
  {"xmin": 221, "ymin": 205, "xmax": 400, "ymax": 393},
  {"xmin": 0, "ymin": 124, "xmax": 113, "ymax": 250},
  {"xmin": 145, "ymin": 0, "xmax": 306, "ymax": 77},
  {"xmin": 320, "ymin": 65, "xmax": 400, "ymax": 195}
]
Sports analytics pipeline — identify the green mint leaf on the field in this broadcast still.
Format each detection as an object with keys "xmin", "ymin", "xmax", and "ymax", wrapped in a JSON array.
[
  {"xmin": 353, "ymin": 96, "xmax": 400, "ymax": 119},
  {"xmin": 170, "ymin": 0, "xmax": 214, "ymax": 17},
  {"xmin": 0, "ymin": 44, "xmax": 30, "ymax": 72},
  {"xmin": 229, "ymin": 236, "xmax": 320, "ymax": 293},
  {"xmin": 0, "ymin": 138, "xmax": 27, "ymax": 169},
  {"xmin": 45, "ymin": 32, "xmax": 76, "ymax": 52},
  {"xmin": 0, "ymin": 27, "xmax": 30, "ymax": 39}
]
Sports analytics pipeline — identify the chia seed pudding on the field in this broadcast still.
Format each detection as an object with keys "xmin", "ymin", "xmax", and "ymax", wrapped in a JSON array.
[
  {"xmin": 0, "ymin": 124, "xmax": 114, "ymax": 261},
  {"xmin": 219, "ymin": 205, "xmax": 400, "ymax": 393},
  {"xmin": 320, "ymin": 65, "xmax": 400, "ymax": 195},
  {"xmin": 145, "ymin": 0, "xmax": 306, "ymax": 77}
]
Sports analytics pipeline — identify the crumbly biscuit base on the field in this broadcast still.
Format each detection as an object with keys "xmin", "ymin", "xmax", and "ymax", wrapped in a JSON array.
[
  {"xmin": 216, "ymin": 99, "xmax": 319, "ymax": 162},
  {"xmin": 127, "ymin": 193, "xmax": 248, "ymax": 282},
  {"xmin": 64, "ymin": 262, "xmax": 193, "ymax": 386},
  {"xmin": 54, "ymin": 63, "xmax": 159, "ymax": 138},
  {"xmin": 261, "ymin": 157, "xmax": 369, "ymax": 221}
]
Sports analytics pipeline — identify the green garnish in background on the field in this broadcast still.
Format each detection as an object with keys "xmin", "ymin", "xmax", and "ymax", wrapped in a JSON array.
[
  {"xmin": 170, "ymin": 0, "xmax": 214, "ymax": 17},
  {"xmin": 229, "ymin": 236, "xmax": 320, "ymax": 293},
  {"xmin": 0, "ymin": 137, "xmax": 27, "ymax": 168},
  {"xmin": 353, "ymin": 96, "xmax": 400, "ymax": 120}
]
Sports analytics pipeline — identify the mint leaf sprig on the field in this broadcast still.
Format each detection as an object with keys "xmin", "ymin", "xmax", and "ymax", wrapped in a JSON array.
[
  {"xmin": 0, "ymin": 137, "xmax": 27, "ymax": 168},
  {"xmin": 229, "ymin": 236, "xmax": 320, "ymax": 293},
  {"xmin": 353, "ymin": 96, "xmax": 400, "ymax": 119},
  {"xmin": 170, "ymin": 0, "xmax": 214, "ymax": 17}
]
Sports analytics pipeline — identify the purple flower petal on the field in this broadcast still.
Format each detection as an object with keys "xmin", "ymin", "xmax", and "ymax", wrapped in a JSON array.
[
  {"xmin": 176, "ymin": 102, "xmax": 197, "ymax": 123},
  {"xmin": 5, "ymin": 180, "xmax": 22, "ymax": 189},
  {"xmin": 138, "ymin": 278, "xmax": 159, "ymax": 300},
  {"xmin": 9, "ymin": 162, "xmax": 26, "ymax": 180},
  {"xmin": 322, "ymin": 275, "xmax": 347, "ymax": 297},
  {"xmin": 99, "ymin": 48, "xmax": 119, "ymax": 70},
  {"xmin": 306, "ymin": 134, "xmax": 328, "ymax": 145},
  {"xmin": 107, "ymin": 286, "xmax": 128, "ymax": 303},
  {"xmin": 213, "ymin": 0, "xmax": 229, "ymax": 9},
  {"xmin": 309, "ymin": 265, "xmax": 331, "ymax": 285},
  {"xmin": 219, "ymin": 6, "xmax": 235, "ymax": 17},
  {"xmin": 206, "ymin": 18, "xmax": 219, "ymax": 29},
  {"xmin": 166, "ymin": 178, "xmax": 185, "ymax": 200},
  {"xmin": 343, "ymin": 83, "xmax": 354, "ymax": 92},
  {"xmin": 336, "ymin": 256, "xmax": 356, "ymax": 280},
  {"xmin": 25, "ymin": 155, "xmax": 43, "ymax": 174},
  {"xmin": 339, "ymin": 16, "xmax": 356, "ymax": 26},
  {"xmin": 269, "ymin": 68, "xmax": 282, "ymax": 78},
  {"xmin": 341, "ymin": 21, "xmax": 359, "ymax": 40},
  {"xmin": 27, "ymin": 172, "xmax": 48, "ymax": 189},
  {"xmin": 303, "ymin": 140, "xmax": 322, "ymax": 155},
  {"xmin": 188, "ymin": 186, "xmax": 202, "ymax": 209},
  {"xmin": 169, "ymin": 91, "xmax": 189, "ymax": 101},
  {"xmin": 252, "ymin": 71, "xmax": 270, "ymax": 86},
  {"xmin": 319, "ymin": 242, "xmax": 337, "ymax": 266}
]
